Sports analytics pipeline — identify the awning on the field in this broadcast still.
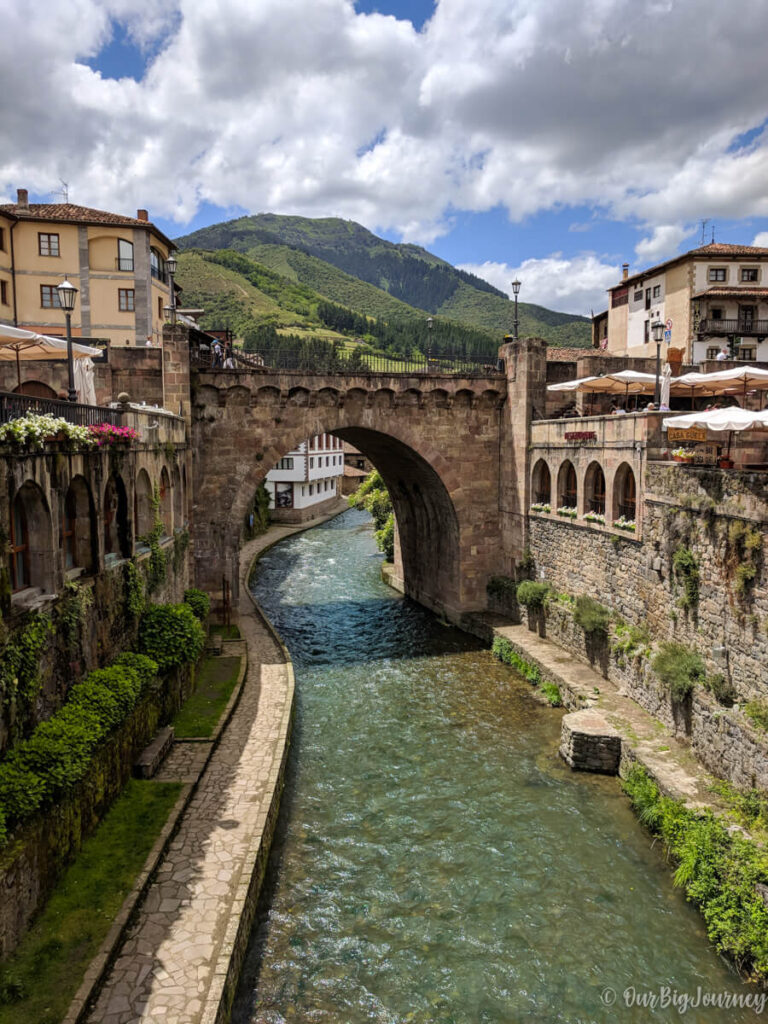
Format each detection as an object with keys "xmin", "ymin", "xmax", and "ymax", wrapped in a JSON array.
[
  {"xmin": 546, "ymin": 375, "xmax": 599, "ymax": 392},
  {"xmin": 547, "ymin": 370, "xmax": 657, "ymax": 395},
  {"xmin": 663, "ymin": 408, "xmax": 768, "ymax": 432},
  {"xmin": 671, "ymin": 365, "xmax": 768, "ymax": 398},
  {"xmin": 0, "ymin": 324, "xmax": 102, "ymax": 391}
]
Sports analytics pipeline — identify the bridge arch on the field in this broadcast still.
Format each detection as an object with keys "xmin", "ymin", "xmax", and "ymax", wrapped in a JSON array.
[{"xmin": 191, "ymin": 370, "xmax": 510, "ymax": 619}]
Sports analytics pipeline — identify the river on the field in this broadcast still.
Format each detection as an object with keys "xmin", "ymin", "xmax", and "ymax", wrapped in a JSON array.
[{"xmin": 232, "ymin": 509, "xmax": 759, "ymax": 1024}]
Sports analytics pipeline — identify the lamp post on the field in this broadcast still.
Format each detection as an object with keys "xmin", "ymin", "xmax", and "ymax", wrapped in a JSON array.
[
  {"xmin": 511, "ymin": 278, "xmax": 521, "ymax": 341},
  {"xmin": 652, "ymin": 320, "xmax": 664, "ymax": 405},
  {"xmin": 56, "ymin": 279, "xmax": 79, "ymax": 402},
  {"xmin": 165, "ymin": 252, "xmax": 178, "ymax": 325},
  {"xmin": 426, "ymin": 316, "xmax": 433, "ymax": 368}
]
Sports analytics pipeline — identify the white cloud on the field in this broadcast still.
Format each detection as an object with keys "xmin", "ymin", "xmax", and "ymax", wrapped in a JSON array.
[
  {"xmin": 635, "ymin": 224, "xmax": 691, "ymax": 265},
  {"xmin": 753, "ymin": 232, "xmax": 768, "ymax": 247},
  {"xmin": 1, "ymin": 0, "xmax": 768, "ymax": 250},
  {"xmin": 459, "ymin": 254, "xmax": 619, "ymax": 316}
]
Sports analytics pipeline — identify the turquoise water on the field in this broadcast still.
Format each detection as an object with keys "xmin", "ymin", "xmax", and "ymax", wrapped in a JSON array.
[{"xmin": 233, "ymin": 509, "xmax": 760, "ymax": 1024}]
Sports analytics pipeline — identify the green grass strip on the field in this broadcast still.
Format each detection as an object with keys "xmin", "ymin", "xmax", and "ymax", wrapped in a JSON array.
[
  {"xmin": 491, "ymin": 636, "xmax": 543, "ymax": 687},
  {"xmin": 209, "ymin": 624, "xmax": 241, "ymax": 639},
  {"xmin": 0, "ymin": 779, "xmax": 181, "ymax": 1023},
  {"xmin": 172, "ymin": 656, "xmax": 241, "ymax": 738}
]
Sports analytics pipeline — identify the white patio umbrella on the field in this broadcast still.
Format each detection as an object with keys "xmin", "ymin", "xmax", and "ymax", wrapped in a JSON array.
[
  {"xmin": 0, "ymin": 324, "xmax": 101, "ymax": 391},
  {"xmin": 663, "ymin": 407, "xmax": 768, "ymax": 460},
  {"xmin": 660, "ymin": 363, "xmax": 672, "ymax": 408},
  {"xmin": 546, "ymin": 375, "xmax": 599, "ymax": 392},
  {"xmin": 671, "ymin": 365, "xmax": 768, "ymax": 406}
]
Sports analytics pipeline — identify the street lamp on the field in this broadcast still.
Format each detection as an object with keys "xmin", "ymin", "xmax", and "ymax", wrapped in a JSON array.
[
  {"xmin": 511, "ymin": 279, "xmax": 521, "ymax": 342},
  {"xmin": 426, "ymin": 316, "xmax": 433, "ymax": 367},
  {"xmin": 652, "ymin": 320, "xmax": 664, "ymax": 405},
  {"xmin": 56, "ymin": 279, "xmax": 78, "ymax": 402},
  {"xmin": 166, "ymin": 252, "xmax": 178, "ymax": 324}
]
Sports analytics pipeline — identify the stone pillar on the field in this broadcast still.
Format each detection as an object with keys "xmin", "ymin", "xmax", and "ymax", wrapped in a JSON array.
[
  {"xmin": 162, "ymin": 324, "xmax": 192, "ymax": 427},
  {"xmin": 498, "ymin": 336, "xmax": 548, "ymax": 575}
]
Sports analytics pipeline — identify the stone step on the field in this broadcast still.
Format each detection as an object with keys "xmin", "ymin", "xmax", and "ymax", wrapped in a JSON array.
[{"xmin": 560, "ymin": 709, "xmax": 621, "ymax": 774}]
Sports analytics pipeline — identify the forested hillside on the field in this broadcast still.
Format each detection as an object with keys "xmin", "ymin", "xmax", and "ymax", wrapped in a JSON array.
[{"xmin": 175, "ymin": 213, "xmax": 591, "ymax": 347}]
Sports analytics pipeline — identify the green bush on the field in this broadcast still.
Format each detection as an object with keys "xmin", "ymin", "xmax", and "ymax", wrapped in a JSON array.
[
  {"xmin": 622, "ymin": 764, "xmax": 768, "ymax": 980},
  {"xmin": 652, "ymin": 642, "xmax": 706, "ymax": 702},
  {"xmin": 183, "ymin": 588, "xmax": 211, "ymax": 622},
  {"xmin": 541, "ymin": 681, "xmax": 562, "ymax": 707},
  {"xmin": 744, "ymin": 700, "xmax": 768, "ymax": 733},
  {"xmin": 486, "ymin": 575, "xmax": 516, "ymax": 599},
  {"xmin": 611, "ymin": 621, "xmax": 651, "ymax": 663},
  {"xmin": 573, "ymin": 595, "xmax": 611, "ymax": 635},
  {"xmin": 139, "ymin": 603, "xmax": 206, "ymax": 673},
  {"xmin": 0, "ymin": 655, "xmax": 157, "ymax": 841},
  {"xmin": 704, "ymin": 673, "xmax": 737, "ymax": 708},
  {"xmin": 672, "ymin": 546, "xmax": 700, "ymax": 610},
  {"xmin": 515, "ymin": 580, "xmax": 550, "ymax": 608},
  {"xmin": 375, "ymin": 512, "xmax": 395, "ymax": 562},
  {"xmin": 491, "ymin": 636, "xmax": 542, "ymax": 686}
]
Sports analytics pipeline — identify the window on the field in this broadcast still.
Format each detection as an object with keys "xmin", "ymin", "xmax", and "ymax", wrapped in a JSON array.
[
  {"xmin": 644, "ymin": 320, "xmax": 649, "ymax": 344},
  {"xmin": 615, "ymin": 464, "xmax": 636, "ymax": 522},
  {"xmin": 532, "ymin": 460, "xmax": 551, "ymax": 506},
  {"xmin": 119, "ymin": 288, "xmax": 135, "ymax": 311},
  {"xmin": 709, "ymin": 268, "xmax": 726, "ymax": 282},
  {"xmin": 633, "ymin": 289, "xmax": 643, "ymax": 302},
  {"xmin": 558, "ymin": 461, "xmax": 577, "ymax": 509},
  {"xmin": 0, "ymin": 227, "xmax": 5, "ymax": 251},
  {"xmin": 586, "ymin": 463, "xmax": 605, "ymax": 516},
  {"xmin": 738, "ymin": 346, "xmax": 756, "ymax": 361},
  {"xmin": 276, "ymin": 457, "xmax": 294, "ymax": 470},
  {"xmin": 150, "ymin": 247, "xmax": 164, "ymax": 281},
  {"xmin": 309, "ymin": 484, "xmax": 314, "ymax": 496},
  {"xmin": 741, "ymin": 268, "xmax": 758, "ymax": 282},
  {"xmin": 652, "ymin": 285, "xmax": 661, "ymax": 298},
  {"xmin": 309, "ymin": 457, "xmax": 314, "ymax": 468},
  {"xmin": 0, "ymin": 280, "xmax": 7, "ymax": 305},
  {"xmin": 117, "ymin": 238, "xmax": 134, "ymax": 272},
  {"xmin": 711, "ymin": 307, "xmax": 723, "ymax": 320},
  {"xmin": 325, "ymin": 456, "xmax": 330, "ymax": 467},
  {"xmin": 40, "ymin": 284, "xmax": 61, "ymax": 308},
  {"xmin": 158, "ymin": 297, "xmax": 163, "ymax": 320},
  {"xmin": 706, "ymin": 347, "xmax": 721, "ymax": 360},
  {"xmin": 612, "ymin": 287, "xmax": 628, "ymax": 308},
  {"xmin": 275, "ymin": 483, "xmax": 293, "ymax": 508},
  {"xmin": 38, "ymin": 232, "xmax": 60, "ymax": 257}
]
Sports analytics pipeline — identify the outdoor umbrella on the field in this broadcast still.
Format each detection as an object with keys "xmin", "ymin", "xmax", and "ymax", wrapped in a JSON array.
[
  {"xmin": 0, "ymin": 324, "xmax": 101, "ymax": 390},
  {"xmin": 671, "ymin": 365, "xmax": 768, "ymax": 408},
  {"xmin": 662, "ymin": 407, "xmax": 768, "ymax": 461}
]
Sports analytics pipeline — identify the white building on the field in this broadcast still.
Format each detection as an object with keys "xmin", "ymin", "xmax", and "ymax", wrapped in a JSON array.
[{"xmin": 265, "ymin": 433, "xmax": 344, "ymax": 522}]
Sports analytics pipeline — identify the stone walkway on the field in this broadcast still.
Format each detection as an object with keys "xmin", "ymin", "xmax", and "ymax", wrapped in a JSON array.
[{"xmin": 83, "ymin": 510, "xmax": 344, "ymax": 1024}]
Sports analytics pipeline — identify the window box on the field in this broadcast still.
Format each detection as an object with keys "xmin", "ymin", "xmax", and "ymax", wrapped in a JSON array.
[
  {"xmin": 556, "ymin": 506, "xmax": 578, "ymax": 519},
  {"xmin": 530, "ymin": 502, "xmax": 551, "ymax": 514},
  {"xmin": 613, "ymin": 516, "xmax": 637, "ymax": 532},
  {"xmin": 583, "ymin": 511, "xmax": 605, "ymax": 525}
]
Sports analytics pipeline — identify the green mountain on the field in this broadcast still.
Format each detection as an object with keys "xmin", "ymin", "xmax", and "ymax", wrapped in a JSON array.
[{"xmin": 175, "ymin": 213, "xmax": 591, "ymax": 347}]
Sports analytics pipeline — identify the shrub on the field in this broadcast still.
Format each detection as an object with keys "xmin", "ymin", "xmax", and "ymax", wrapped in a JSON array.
[
  {"xmin": 652, "ymin": 642, "xmax": 706, "ymax": 702},
  {"xmin": 541, "ymin": 682, "xmax": 562, "ymax": 707},
  {"xmin": 487, "ymin": 575, "xmax": 516, "ymax": 599},
  {"xmin": 672, "ymin": 546, "xmax": 699, "ymax": 609},
  {"xmin": 68, "ymin": 680, "xmax": 125, "ymax": 731},
  {"xmin": 375, "ymin": 512, "xmax": 395, "ymax": 562},
  {"xmin": 622, "ymin": 764, "xmax": 768, "ymax": 980},
  {"xmin": 183, "ymin": 588, "xmax": 211, "ymax": 622},
  {"xmin": 573, "ymin": 595, "xmax": 611, "ymax": 635},
  {"xmin": 611, "ymin": 622, "xmax": 651, "ymax": 663},
  {"xmin": 744, "ymin": 700, "xmax": 768, "ymax": 733},
  {"xmin": 139, "ymin": 603, "xmax": 206, "ymax": 673},
  {"xmin": 515, "ymin": 580, "xmax": 550, "ymax": 608},
  {"xmin": 112, "ymin": 652, "xmax": 158, "ymax": 688},
  {"xmin": 491, "ymin": 636, "xmax": 542, "ymax": 686},
  {"xmin": 704, "ymin": 673, "xmax": 737, "ymax": 708}
]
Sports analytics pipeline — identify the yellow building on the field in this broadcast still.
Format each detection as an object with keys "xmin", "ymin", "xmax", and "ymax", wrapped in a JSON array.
[
  {"xmin": 0, "ymin": 189, "xmax": 176, "ymax": 348},
  {"xmin": 596, "ymin": 242, "xmax": 768, "ymax": 364}
]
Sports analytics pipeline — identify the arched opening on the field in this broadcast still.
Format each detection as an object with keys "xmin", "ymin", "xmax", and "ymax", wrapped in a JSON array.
[
  {"xmin": 104, "ymin": 473, "xmax": 130, "ymax": 560},
  {"xmin": 159, "ymin": 467, "xmax": 172, "ymax": 536},
  {"xmin": 9, "ymin": 482, "xmax": 53, "ymax": 593},
  {"xmin": 531, "ymin": 459, "xmax": 551, "ymax": 506},
  {"xmin": 557, "ymin": 460, "xmax": 577, "ymax": 510},
  {"xmin": 13, "ymin": 380, "xmax": 57, "ymax": 399},
  {"xmin": 61, "ymin": 475, "xmax": 96, "ymax": 573},
  {"xmin": 134, "ymin": 469, "xmax": 153, "ymax": 540},
  {"xmin": 584, "ymin": 461, "xmax": 606, "ymax": 515},
  {"xmin": 172, "ymin": 464, "xmax": 183, "ymax": 529},
  {"xmin": 614, "ymin": 463, "xmax": 637, "ymax": 523}
]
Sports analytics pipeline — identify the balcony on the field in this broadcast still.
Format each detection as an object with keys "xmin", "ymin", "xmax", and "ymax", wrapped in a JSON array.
[{"xmin": 699, "ymin": 318, "xmax": 768, "ymax": 337}]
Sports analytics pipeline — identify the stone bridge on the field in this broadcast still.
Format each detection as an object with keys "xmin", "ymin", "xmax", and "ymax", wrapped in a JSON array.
[{"xmin": 191, "ymin": 339, "xmax": 546, "ymax": 621}]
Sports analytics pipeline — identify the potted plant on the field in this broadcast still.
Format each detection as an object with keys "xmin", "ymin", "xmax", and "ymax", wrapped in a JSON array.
[
  {"xmin": 671, "ymin": 447, "xmax": 694, "ymax": 463},
  {"xmin": 718, "ymin": 455, "xmax": 734, "ymax": 469}
]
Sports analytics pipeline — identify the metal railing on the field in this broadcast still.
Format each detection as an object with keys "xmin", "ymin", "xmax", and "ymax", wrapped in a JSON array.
[
  {"xmin": 0, "ymin": 391, "xmax": 121, "ymax": 426},
  {"xmin": 191, "ymin": 344, "xmax": 504, "ymax": 377},
  {"xmin": 699, "ymin": 318, "xmax": 768, "ymax": 336}
]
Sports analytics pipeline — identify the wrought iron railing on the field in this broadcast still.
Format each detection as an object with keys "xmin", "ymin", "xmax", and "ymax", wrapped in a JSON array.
[
  {"xmin": 699, "ymin": 318, "xmax": 768, "ymax": 336},
  {"xmin": 190, "ymin": 343, "xmax": 504, "ymax": 377},
  {"xmin": 0, "ymin": 391, "xmax": 121, "ymax": 426}
]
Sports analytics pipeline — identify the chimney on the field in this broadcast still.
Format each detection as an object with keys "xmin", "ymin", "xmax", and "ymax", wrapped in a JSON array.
[
  {"xmin": 622, "ymin": 263, "xmax": 629, "ymax": 281},
  {"xmin": 137, "ymin": 209, "xmax": 148, "ymax": 222},
  {"xmin": 16, "ymin": 188, "xmax": 29, "ymax": 210}
]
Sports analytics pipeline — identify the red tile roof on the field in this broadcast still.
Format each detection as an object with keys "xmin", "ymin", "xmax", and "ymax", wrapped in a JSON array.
[
  {"xmin": 546, "ymin": 347, "xmax": 593, "ymax": 361},
  {"xmin": 610, "ymin": 242, "xmax": 768, "ymax": 292},
  {"xmin": 694, "ymin": 287, "xmax": 768, "ymax": 299},
  {"xmin": 0, "ymin": 203, "xmax": 174, "ymax": 248}
]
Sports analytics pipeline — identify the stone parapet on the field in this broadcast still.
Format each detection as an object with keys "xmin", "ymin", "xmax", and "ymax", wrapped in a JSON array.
[{"xmin": 559, "ymin": 710, "xmax": 621, "ymax": 773}]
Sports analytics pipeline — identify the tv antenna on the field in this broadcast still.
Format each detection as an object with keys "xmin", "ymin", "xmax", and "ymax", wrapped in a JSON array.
[
  {"xmin": 700, "ymin": 219, "xmax": 709, "ymax": 245},
  {"xmin": 53, "ymin": 179, "xmax": 69, "ymax": 203}
]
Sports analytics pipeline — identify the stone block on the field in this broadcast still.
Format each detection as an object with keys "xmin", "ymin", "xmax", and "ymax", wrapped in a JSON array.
[{"xmin": 559, "ymin": 709, "xmax": 621, "ymax": 774}]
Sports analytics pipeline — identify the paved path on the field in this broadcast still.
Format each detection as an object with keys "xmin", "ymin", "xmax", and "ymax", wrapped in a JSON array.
[{"xmin": 84, "ymin": 510, "xmax": 343, "ymax": 1024}]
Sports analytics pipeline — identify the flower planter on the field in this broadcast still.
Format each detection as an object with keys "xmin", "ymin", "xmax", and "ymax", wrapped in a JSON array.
[{"xmin": 718, "ymin": 457, "xmax": 734, "ymax": 469}]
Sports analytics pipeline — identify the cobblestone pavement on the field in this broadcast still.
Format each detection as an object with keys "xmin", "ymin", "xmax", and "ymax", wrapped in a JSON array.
[
  {"xmin": 153, "ymin": 742, "xmax": 213, "ymax": 784},
  {"xmin": 81, "ymin": 516, "xmax": 346, "ymax": 1024}
]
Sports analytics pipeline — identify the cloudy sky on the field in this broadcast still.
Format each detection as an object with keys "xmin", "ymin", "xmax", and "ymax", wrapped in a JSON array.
[{"xmin": 3, "ymin": 0, "xmax": 768, "ymax": 315}]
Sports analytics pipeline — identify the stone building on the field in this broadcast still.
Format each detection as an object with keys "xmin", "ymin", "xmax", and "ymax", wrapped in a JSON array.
[
  {"xmin": 0, "ymin": 189, "xmax": 177, "ymax": 352},
  {"xmin": 265, "ymin": 433, "xmax": 344, "ymax": 522},
  {"xmin": 597, "ymin": 242, "xmax": 768, "ymax": 364}
]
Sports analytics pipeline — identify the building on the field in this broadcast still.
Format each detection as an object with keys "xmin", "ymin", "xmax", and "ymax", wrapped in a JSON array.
[
  {"xmin": 0, "ymin": 189, "xmax": 176, "ymax": 349},
  {"xmin": 598, "ymin": 243, "xmax": 768, "ymax": 364},
  {"xmin": 265, "ymin": 433, "xmax": 344, "ymax": 522}
]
